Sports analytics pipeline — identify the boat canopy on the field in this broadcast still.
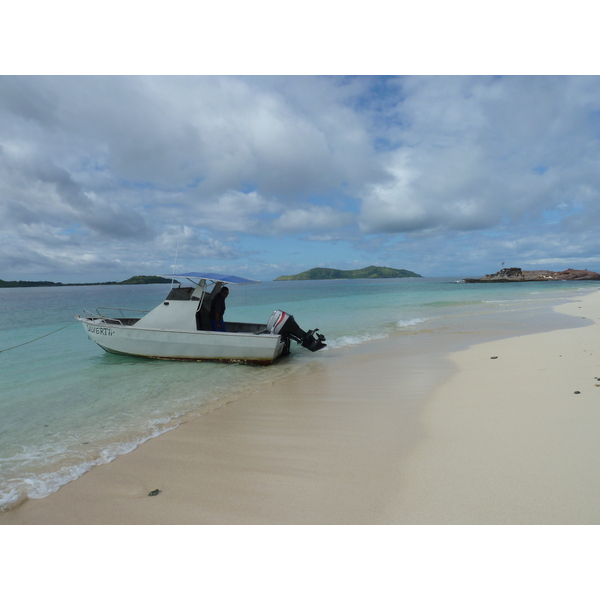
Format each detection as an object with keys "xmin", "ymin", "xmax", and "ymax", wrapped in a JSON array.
[{"xmin": 163, "ymin": 272, "xmax": 260, "ymax": 285}]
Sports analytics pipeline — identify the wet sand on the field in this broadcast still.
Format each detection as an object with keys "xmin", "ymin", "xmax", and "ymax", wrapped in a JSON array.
[{"xmin": 2, "ymin": 290, "xmax": 600, "ymax": 524}]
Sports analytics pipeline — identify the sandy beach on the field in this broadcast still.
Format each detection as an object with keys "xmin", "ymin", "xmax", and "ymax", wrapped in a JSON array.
[{"xmin": 2, "ymin": 290, "xmax": 600, "ymax": 525}]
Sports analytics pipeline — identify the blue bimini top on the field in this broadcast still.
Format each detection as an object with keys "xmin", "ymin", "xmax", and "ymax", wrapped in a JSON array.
[{"xmin": 163, "ymin": 272, "xmax": 260, "ymax": 285}]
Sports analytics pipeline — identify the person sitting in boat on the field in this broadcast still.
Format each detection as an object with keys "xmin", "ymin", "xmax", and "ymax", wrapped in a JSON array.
[{"xmin": 209, "ymin": 286, "xmax": 229, "ymax": 332}]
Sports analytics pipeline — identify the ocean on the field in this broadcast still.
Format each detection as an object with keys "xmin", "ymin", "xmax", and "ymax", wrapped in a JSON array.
[{"xmin": 1, "ymin": 276, "xmax": 598, "ymax": 511}]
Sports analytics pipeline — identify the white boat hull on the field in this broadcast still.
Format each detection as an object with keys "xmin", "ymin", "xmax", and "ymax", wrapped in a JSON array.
[
  {"xmin": 77, "ymin": 318, "xmax": 286, "ymax": 365},
  {"xmin": 74, "ymin": 273, "xmax": 324, "ymax": 364}
]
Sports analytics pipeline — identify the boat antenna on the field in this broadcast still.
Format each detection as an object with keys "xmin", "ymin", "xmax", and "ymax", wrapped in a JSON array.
[{"xmin": 171, "ymin": 234, "xmax": 180, "ymax": 289}]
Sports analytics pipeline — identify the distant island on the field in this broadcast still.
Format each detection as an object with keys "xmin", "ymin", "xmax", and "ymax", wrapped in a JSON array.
[
  {"xmin": 463, "ymin": 267, "xmax": 600, "ymax": 283},
  {"xmin": 0, "ymin": 275, "xmax": 173, "ymax": 288},
  {"xmin": 275, "ymin": 266, "xmax": 422, "ymax": 281}
]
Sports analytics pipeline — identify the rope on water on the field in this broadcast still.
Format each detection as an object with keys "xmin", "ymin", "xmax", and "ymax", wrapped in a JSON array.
[{"xmin": 0, "ymin": 322, "xmax": 76, "ymax": 353}]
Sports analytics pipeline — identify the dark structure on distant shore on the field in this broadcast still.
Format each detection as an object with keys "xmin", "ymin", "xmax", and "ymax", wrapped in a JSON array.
[{"xmin": 463, "ymin": 267, "xmax": 600, "ymax": 283}]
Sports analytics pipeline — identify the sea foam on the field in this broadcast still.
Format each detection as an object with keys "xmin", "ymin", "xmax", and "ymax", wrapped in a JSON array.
[
  {"xmin": 396, "ymin": 317, "xmax": 428, "ymax": 328},
  {"xmin": 326, "ymin": 332, "xmax": 389, "ymax": 349},
  {"xmin": 0, "ymin": 417, "xmax": 181, "ymax": 512}
]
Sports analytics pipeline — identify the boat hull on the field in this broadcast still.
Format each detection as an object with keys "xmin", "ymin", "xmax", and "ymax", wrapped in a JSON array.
[{"xmin": 77, "ymin": 318, "xmax": 286, "ymax": 365}]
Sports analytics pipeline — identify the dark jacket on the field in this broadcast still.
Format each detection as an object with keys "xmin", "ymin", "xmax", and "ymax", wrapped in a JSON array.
[{"xmin": 209, "ymin": 293, "xmax": 226, "ymax": 319}]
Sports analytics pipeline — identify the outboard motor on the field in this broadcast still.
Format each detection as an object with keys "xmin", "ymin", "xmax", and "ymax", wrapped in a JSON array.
[{"xmin": 267, "ymin": 310, "xmax": 326, "ymax": 352}]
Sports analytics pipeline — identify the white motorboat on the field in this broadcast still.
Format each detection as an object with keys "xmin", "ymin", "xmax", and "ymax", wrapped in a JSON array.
[{"xmin": 75, "ymin": 272, "xmax": 326, "ymax": 365}]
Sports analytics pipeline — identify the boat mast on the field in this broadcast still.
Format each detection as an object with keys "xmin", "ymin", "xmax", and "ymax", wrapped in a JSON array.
[{"xmin": 170, "ymin": 235, "xmax": 180, "ymax": 290}]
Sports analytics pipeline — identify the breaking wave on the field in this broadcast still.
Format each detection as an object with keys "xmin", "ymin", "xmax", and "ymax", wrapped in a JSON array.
[
  {"xmin": 326, "ymin": 332, "xmax": 390, "ymax": 349},
  {"xmin": 396, "ymin": 317, "xmax": 428, "ymax": 328},
  {"xmin": 325, "ymin": 317, "xmax": 429, "ymax": 350},
  {"xmin": 0, "ymin": 417, "xmax": 180, "ymax": 512}
]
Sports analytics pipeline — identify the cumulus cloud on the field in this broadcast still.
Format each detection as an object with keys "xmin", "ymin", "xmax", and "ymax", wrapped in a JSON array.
[
  {"xmin": 2, "ymin": 75, "xmax": 600, "ymax": 281},
  {"xmin": 358, "ymin": 76, "xmax": 600, "ymax": 242},
  {"xmin": 154, "ymin": 226, "xmax": 242, "ymax": 262},
  {"xmin": 272, "ymin": 205, "xmax": 354, "ymax": 233},
  {"xmin": 186, "ymin": 190, "xmax": 354, "ymax": 236},
  {"xmin": 187, "ymin": 190, "xmax": 281, "ymax": 233},
  {"xmin": 0, "ymin": 144, "xmax": 153, "ymax": 239},
  {"xmin": 359, "ymin": 146, "xmax": 504, "ymax": 233}
]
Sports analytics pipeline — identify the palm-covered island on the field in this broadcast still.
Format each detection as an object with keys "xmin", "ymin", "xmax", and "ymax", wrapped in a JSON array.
[
  {"xmin": 275, "ymin": 266, "xmax": 421, "ymax": 281},
  {"xmin": 0, "ymin": 275, "xmax": 173, "ymax": 288}
]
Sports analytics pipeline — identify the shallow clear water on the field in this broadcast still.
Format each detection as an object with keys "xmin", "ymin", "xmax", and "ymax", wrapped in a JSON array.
[{"xmin": 1, "ymin": 277, "xmax": 597, "ymax": 510}]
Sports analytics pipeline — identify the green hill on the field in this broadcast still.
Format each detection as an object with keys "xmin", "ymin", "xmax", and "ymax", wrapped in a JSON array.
[
  {"xmin": 0, "ymin": 275, "xmax": 172, "ymax": 288},
  {"xmin": 0, "ymin": 279, "xmax": 62, "ymax": 288},
  {"xmin": 119, "ymin": 275, "xmax": 172, "ymax": 285},
  {"xmin": 275, "ymin": 266, "xmax": 422, "ymax": 281}
]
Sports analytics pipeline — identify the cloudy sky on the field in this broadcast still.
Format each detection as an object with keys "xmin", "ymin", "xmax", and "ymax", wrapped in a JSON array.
[{"xmin": 2, "ymin": 74, "xmax": 600, "ymax": 282}]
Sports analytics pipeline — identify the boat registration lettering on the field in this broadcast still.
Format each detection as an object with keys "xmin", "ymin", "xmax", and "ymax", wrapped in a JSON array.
[{"xmin": 86, "ymin": 324, "xmax": 115, "ymax": 336}]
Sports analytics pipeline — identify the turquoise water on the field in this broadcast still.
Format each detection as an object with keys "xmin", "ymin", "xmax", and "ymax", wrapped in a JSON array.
[{"xmin": 1, "ymin": 277, "xmax": 597, "ymax": 510}]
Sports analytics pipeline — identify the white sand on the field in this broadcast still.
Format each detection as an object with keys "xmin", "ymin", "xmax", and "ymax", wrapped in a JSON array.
[
  {"xmin": 389, "ymin": 292, "xmax": 600, "ymax": 524},
  {"xmin": 2, "ymin": 290, "xmax": 600, "ymax": 525}
]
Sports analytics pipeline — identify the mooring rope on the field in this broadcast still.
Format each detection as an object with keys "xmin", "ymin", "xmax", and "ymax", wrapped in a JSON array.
[{"xmin": 0, "ymin": 322, "xmax": 76, "ymax": 353}]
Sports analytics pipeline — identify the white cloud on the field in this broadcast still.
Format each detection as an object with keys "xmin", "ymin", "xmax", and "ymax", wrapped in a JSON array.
[
  {"xmin": 188, "ymin": 190, "xmax": 280, "ymax": 233},
  {"xmin": 3, "ymin": 75, "xmax": 600, "ymax": 281},
  {"xmin": 358, "ymin": 76, "xmax": 600, "ymax": 242},
  {"xmin": 184, "ymin": 190, "xmax": 354, "ymax": 237},
  {"xmin": 272, "ymin": 205, "xmax": 354, "ymax": 233}
]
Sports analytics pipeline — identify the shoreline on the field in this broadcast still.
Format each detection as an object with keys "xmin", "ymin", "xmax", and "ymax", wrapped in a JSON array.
[
  {"xmin": 2, "ymin": 290, "xmax": 599, "ymax": 524},
  {"xmin": 389, "ymin": 291, "xmax": 600, "ymax": 524},
  {"xmin": 1, "ymin": 335, "xmax": 457, "ymax": 524}
]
